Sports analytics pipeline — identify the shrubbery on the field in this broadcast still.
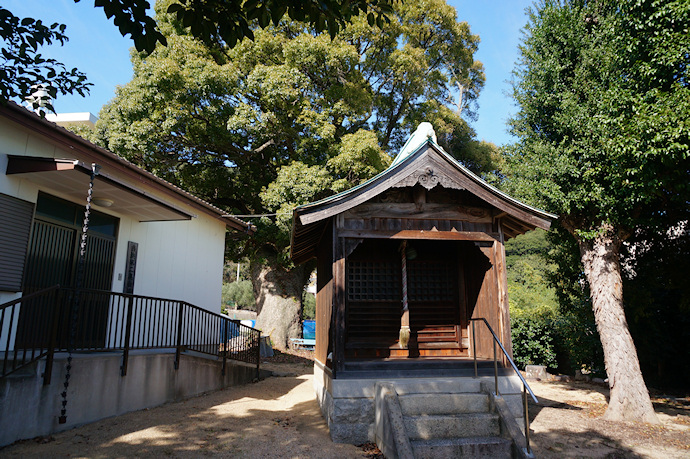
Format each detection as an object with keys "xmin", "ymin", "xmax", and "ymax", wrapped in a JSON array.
[
  {"xmin": 510, "ymin": 306, "xmax": 558, "ymax": 370},
  {"xmin": 302, "ymin": 291, "xmax": 316, "ymax": 320},
  {"xmin": 221, "ymin": 280, "xmax": 255, "ymax": 313},
  {"xmin": 507, "ymin": 229, "xmax": 604, "ymax": 375}
]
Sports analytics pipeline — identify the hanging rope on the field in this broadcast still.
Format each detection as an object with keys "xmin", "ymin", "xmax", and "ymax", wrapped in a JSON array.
[
  {"xmin": 59, "ymin": 163, "xmax": 100, "ymax": 424},
  {"xmin": 399, "ymin": 241, "xmax": 410, "ymax": 349}
]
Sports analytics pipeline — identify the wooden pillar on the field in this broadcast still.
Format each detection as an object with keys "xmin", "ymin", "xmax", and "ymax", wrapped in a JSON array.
[
  {"xmin": 495, "ymin": 229, "xmax": 513, "ymax": 361},
  {"xmin": 399, "ymin": 240, "xmax": 410, "ymax": 349},
  {"xmin": 457, "ymin": 243, "xmax": 468, "ymax": 349},
  {"xmin": 333, "ymin": 234, "xmax": 346, "ymax": 375},
  {"xmin": 470, "ymin": 242, "xmax": 499, "ymax": 360}
]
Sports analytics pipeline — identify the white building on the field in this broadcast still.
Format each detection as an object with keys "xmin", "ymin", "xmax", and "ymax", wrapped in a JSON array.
[
  {"xmin": 0, "ymin": 102, "xmax": 258, "ymax": 446},
  {"xmin": 0, "ymin": 102, "xmax": 251, "ymax": 309}
]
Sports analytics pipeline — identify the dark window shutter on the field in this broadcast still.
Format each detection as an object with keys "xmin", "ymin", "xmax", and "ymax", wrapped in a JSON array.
[{"xmin": 0, "ymin": 193, "xmax": 34, "ymax": 292}]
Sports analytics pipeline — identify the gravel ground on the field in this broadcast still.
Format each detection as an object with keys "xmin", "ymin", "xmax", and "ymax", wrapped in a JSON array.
[{"xmin": 1, "ymin": 352, "xmax": 688, "ymax": 458}]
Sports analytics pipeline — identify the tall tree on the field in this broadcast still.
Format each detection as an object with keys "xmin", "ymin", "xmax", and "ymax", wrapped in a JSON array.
[
  {"xmin": 94, "ymin": 0, "xmax": 489, "ymax": 348},
  {"xmin": 507, "ymin": 0, "xmax": 689, "ymax": 422},
  {"xmin": 1, "ymin": 0, "xmax": 394, "ymax": 108},
  {"xmin": 80, "ymin": 0, "xmax": 396, "ymax": 53}
]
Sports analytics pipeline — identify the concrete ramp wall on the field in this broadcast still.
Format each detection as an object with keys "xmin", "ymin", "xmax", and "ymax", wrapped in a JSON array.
[{"xmin": 0, "ymin": 351, "xmax": 260, "ymax": 446}]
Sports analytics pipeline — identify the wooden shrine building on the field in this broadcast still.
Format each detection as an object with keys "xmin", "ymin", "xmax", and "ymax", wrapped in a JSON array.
[
  {"xmin": 291, "ymin": 124, "xmax": 555, "ymax": 444},
  {"xmin": 291, "ymin": 123, "xmax": 555, "ymax": 379}
]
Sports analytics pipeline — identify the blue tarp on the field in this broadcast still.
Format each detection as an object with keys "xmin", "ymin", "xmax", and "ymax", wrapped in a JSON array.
[
  {"xmin": 220, "ymin": 320, "xmax": 240, "ymax": 339},
  {"xmin": 303, "ymin": 320, "xmax": 315, "ymax": 340},
  {"xmin": 220, "ymin": 319, "xmax": 256, "ymax": 340}
]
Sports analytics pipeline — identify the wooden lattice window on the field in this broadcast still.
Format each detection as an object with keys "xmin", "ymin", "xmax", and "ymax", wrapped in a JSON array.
[
  {"xmin": 408, "ymin": 261, "xmax": 455, "ymax": 302},
  {"xmin": 347, "ymin": 261, "xmax": 400, "ymax": 302}
]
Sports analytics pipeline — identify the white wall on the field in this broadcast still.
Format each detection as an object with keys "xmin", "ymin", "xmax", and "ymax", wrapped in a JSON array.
[
  {"xmin": 0, "ymin": 120, "xmax": 43, "ymax": 306},
  {"xmin": 113, "ymin": 214, "xmax": 225, "ymax": 310},
  {"xmin": 0, "ymin": 114, "xmax": 226, "ymax": 314}
]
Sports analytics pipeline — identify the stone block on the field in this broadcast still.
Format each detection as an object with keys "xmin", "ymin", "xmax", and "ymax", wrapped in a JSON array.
[
  {"xmin": 331, "ymin": 397, "xmax": 374, "ymax": 423},
  {"xmin": 525, "ymin": 365, "xmax": 547, "ymax": 380},
  {"xmin": 404, "ymin": 413, "xmax": 500, "ymax": 440},
  {"xmin": 399, "ymin": 393, "xmax": 489, "ymax": 416},
  {"xmin": 480, "ymin": 375, "xmax": 523, "ymax": 396},
  {"xmin": 375, "ymin": 382, "xmax": 414, "ymax": 459},
  {"xmin": 329, "ymin": 421, "xmax": 374, "ymax": 444},
  {"xmin": 394, "ymin": 378, "xmax": 482, "ymax": 395},
  {"xmin": 316, "ymin": 384, "xmax": 333, "ymax": 421},
  {"xmin": 411, "ymin": 437, "xmax": 512, "ymax": 459},
  {"xmin": 502, "ymin": 393, "xmax": 525, "ymax": 420}
]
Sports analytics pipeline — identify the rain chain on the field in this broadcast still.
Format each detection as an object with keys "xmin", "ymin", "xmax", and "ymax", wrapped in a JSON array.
[{"xmin": 59, "ymin": 163, "xmax": 100, "ymax": 424}]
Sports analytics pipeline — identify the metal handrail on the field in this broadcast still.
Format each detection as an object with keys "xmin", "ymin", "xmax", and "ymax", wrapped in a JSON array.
[
  {"xmin": 1, "ymin": 286, "xmax": 261, "ymax": 383},
  {"xmin": 0, "ymin": 285, "xmax": 62, "ymax": 310},
  {"xmin": 0, "ymin": 285, "xmax": 62, "ymax": 380},
  {"xmin": 471, "ymin": 317, "xmax": 537, "ymax": 456}
]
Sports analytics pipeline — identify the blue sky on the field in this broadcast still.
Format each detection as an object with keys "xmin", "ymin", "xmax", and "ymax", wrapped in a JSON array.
[{"xmin": 5, "ymin": 0, "xmax": 532, "ymax": 146}]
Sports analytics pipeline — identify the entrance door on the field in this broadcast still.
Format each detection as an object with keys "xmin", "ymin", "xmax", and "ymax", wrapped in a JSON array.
[
  {"xmin": 15, "ymin": 193, "xmax": 118, "ymax": 349},
  {"xmin": 345, "ymin": 240, "xmax": 402, "ymax": 358},
  {"xmin": 407, "ymin": 241, "xmax": 464, "ymax": 357}
]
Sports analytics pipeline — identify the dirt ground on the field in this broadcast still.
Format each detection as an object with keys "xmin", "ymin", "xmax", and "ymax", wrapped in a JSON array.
[
  {"xmin": 528, "ymin": 378, "xmax": 690, "ymax": 458},
  {"xmin": 1, "ymin": 351, "xmax": 688, "ymax": 458}
]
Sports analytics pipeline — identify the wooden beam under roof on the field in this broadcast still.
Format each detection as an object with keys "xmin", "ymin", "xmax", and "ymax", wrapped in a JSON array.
[{"xmin": 290, "ymin": 141, "xmax": 556, "ymax": 263}]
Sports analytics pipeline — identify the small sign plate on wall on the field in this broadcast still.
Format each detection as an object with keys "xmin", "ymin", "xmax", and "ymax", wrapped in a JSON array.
[{"xmin": 123, "ymin": 241, "xmax": 138, "ymax": 294}]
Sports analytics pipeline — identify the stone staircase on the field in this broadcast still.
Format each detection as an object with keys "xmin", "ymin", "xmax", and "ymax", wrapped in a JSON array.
[{"xmin": 375, "ymin": 378, "xmax": 523, "ymax": 458}]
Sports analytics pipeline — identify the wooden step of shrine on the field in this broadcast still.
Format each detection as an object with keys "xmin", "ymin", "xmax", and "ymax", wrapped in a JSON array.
[
  {"xmin": 345, "ymin": 339, "xmax": 468, "ymax": 359},
  {"xmin": 339, "ymin": 358, "xmax": 510, "ymax": 379},
  {"xmin": 395, "ymin": 347, "xmax": 469, "ymax": 358}
]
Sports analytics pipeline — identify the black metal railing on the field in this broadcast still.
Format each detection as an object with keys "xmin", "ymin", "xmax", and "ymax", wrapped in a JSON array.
[
  {"xmin": 1, "ymin": 286, "xmax": 261, "ymax": 384},
  {"xmin": 471, "ymin": 317, "xmax": 538, "ymax": 457}
]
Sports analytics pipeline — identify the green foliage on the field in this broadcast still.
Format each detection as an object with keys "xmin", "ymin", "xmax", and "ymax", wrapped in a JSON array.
[
  {"xmin": 507, "ymin": 0, "xmax": 690, "ymax": 234},
  {"xmin": 0, "ymin": 7, "xmax": 91, "ymax": 109},
  {"xmin": 302, "ymin": 292, "xmax": 316, "ymax": 320},
  {"xmin": 506, "ymin": 229, "xmax": 558, "ymax": 312},
  {"xmin": 328, "ymin": 129, "xmax": 391, "ymax": 192},
  {"xmin": 75, "ymin": 0, "xmax": 166, "ymax": 54},
  {"xmin": 510, "ymin": 306, "xmax": 558, "ymax": 370},
  {"xmin": 223, "ymin": 261, "xmax": 251, "ymax": 283},
  {"xmin": 96, "ymin": 0, "xmax": 489, "ymax": 271},
  {"xmin": 166, "ymin": 0, "xmax": 396, "ymax": 50},
  {"xmin": 504, "ymin": 0, "xmax": 689, "ymax": 391},
  {"xmin": 506, "ymin": 229, "xmax": 604, "ymax": 374},
  {"xmin": 55, "ymin": 0, "xmax": 397, "ymax": 55},
  {"xmin": 221, "ymin": 280, "xmax": 255, "ymax": 312},
  {"xmin": 545, "ymin": 226, "xmax": 604, "ymax": 374},
  {"xmin": 506, "ymin": 230, "xmax": 558, "ymax": 370},
  {"xmin": 259, "ymin": 162, "xmax": 334, "ymax": 264}
]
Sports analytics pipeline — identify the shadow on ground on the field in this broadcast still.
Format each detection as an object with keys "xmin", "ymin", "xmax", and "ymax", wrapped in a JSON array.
[
  {"xmin": 528, "ymin": 394, "xmax": 582, "ymax": 422},
  {"xmin": 528, "ymin": 397, "xmax": 644, "ymax": 458},
  {"xmin": 531, "ymin": 427, "xmax": 645, "ymax": 458},
  {"xmin": 527, "ymin": 379, "xmax": 690, "ymax": 458},
  {"xmin": 1, "ymin": 371, "xmax": 365, "ymax": 458}
]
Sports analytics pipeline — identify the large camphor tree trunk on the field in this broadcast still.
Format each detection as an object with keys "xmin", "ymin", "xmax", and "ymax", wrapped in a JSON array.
[
  {"xmin": 577, "ymin": 227, "xmax": 658, "ymax": 423},
  {"xmin": 250, "ymin": 250, "xmax": 306, "ymax": 351}
]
